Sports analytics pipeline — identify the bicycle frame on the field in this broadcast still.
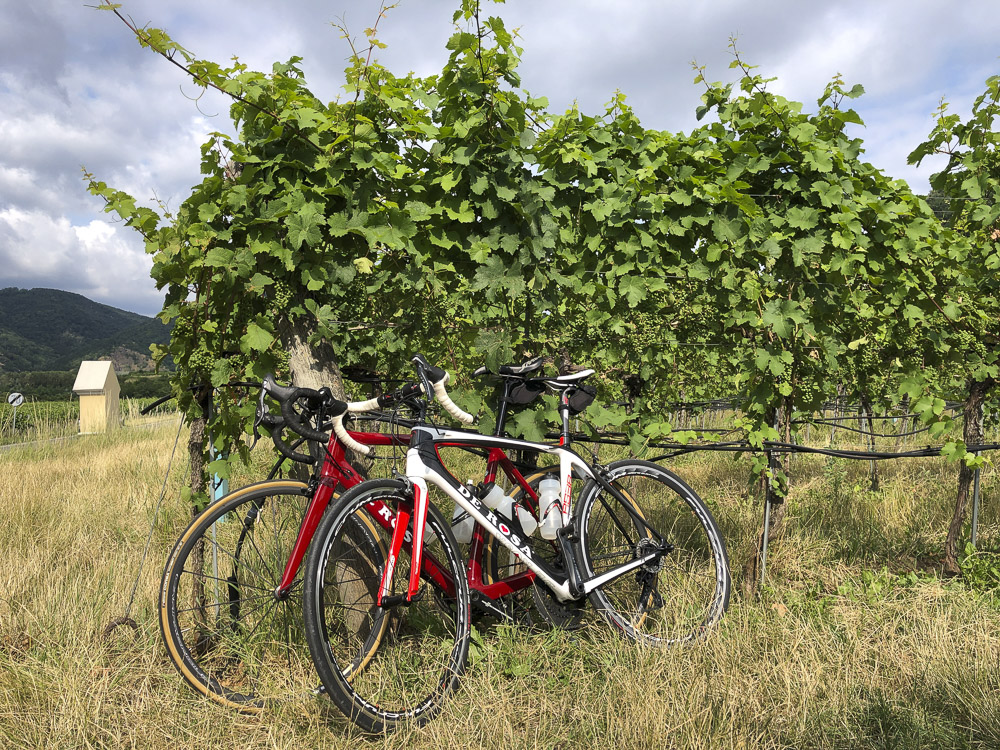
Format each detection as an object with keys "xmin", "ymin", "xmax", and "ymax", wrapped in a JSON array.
[
  {"xmin": 379, "ymin": 425, "xmax": 669, "ymax": 605},
  {"xmin": 272, "ymin": 368, "xmax": 656, "ymax": 611},
  {"xmin": 273, "ymin": 425, "xmax": 549, "ymax": 600},
  {"xmin": 274, "ymin": 429, "xmax": 406, "ymax": 594}
]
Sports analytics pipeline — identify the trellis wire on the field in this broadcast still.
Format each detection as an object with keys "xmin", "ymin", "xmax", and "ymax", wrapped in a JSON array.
[{"xmin": 560, "ymin": 396, "xmax": 992, "ymax": 582}]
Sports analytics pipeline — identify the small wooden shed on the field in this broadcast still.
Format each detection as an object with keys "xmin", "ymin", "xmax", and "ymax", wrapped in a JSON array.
[{"xmin": 73, "ymin": 361, "xmax": 121, "ymax": 434}]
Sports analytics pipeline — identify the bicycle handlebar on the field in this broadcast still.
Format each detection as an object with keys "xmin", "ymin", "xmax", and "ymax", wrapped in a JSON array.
[
  {"xmin": 432, "ymin": 374, "xmax": 475, "ymax": 424},
  {"xmin": 271, "ymin": 428, "xmax": 316, "ymax": 464},
  {"xmin": 262, "ymin": 374, "xmax": 327, "ymax": 407},
  {"xmin": 331, "ymin": 412, "xmax": 371, "ymax": 456},
  {"xmin": 260, "ymin": 374, "xmax": 394, "ymax": 459},
  {"xmin": 259, "ymin": 374, "xmax": 329, "ymax": 463},
  {"xmin": 258, "ymin": 355, "xmax": 473, "ymax": 460},
  {"xmin": 337, "ymin": 381, "xmax": 434, "ymax": 455},
  {"xmin": 411, "ymin": 354, "xmax": 475, "ymax": 425}
]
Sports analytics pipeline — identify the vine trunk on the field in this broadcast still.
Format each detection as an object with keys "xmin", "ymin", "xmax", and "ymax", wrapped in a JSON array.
[{"xmin": 944, "ymin": 377, "xmax": 995, "ymax": 573}]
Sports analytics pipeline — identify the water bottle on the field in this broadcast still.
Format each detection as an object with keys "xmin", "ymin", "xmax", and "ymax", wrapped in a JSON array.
[
  {"xmin": 515, "ymin": 501, "xmax": 538, "ymax": 537},
  {"xmin": 482, "ymin": 483, "xmax": 515, "ymax": 518},
  {"xmin": 537, "ymin": 475, "xmax": 563, "ymax": 540},
  {"xmin": 451, "ymin": 481, "xmax": 476, "ymax": 544},
  {"xmin": 482, "ymin": 483, "xmax": 537, "ymax": 536},
  {"xmin": 451, "ymin": 502, "xmax": 474, "ymax": 544}
]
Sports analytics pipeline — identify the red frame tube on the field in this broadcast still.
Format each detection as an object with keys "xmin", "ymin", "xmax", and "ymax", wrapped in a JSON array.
[{"xmin": 275, "ymin": 430, "xmax": 407, "ymax": 592}]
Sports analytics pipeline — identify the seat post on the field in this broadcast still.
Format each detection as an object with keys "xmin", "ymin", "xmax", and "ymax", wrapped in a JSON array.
[
  {"xmin": 558, "ymin": 391, "xmax": 572, "ymax": 447},
  {"xmin": 494, "ymin": 380, "xmax": 514, "ymax": 437}
]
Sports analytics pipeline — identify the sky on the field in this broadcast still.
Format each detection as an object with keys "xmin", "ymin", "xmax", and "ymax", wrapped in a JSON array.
[{"xmin": 1, "ymin": 0, "xmax": 998, "ymax": 318}]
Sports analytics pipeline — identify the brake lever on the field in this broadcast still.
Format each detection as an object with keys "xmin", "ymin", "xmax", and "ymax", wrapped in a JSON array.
[
  {"xmin": 251, "ymin": 388, "xmax": 270, "ymax": 449},
  {"xmin": 416, "ymin": 366, "xmax": 435, "ymax": 405}
]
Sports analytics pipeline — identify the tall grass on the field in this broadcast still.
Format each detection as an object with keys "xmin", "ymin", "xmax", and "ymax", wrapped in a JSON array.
[
  {"xmin": 1, "ymin": 423, "xmax": 998, "ymax": 748},
  {"xmin": 0, "ymin": 398, "xmax": 179, "ymax": 447},
  {"xmin": 0, "ymin": 400, "xmax": 79, "ymax": 447}
]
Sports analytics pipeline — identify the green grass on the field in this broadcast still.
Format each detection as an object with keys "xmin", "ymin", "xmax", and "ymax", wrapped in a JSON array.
[{"xmin": 1, "ymin": 422, "xmax": 998, "ymax": 748}]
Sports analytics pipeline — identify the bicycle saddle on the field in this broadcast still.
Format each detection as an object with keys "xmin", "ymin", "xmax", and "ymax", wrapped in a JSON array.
[
  {"xmin": 472, "ymin": 356, "xmax": 545, "ymax": 378},
  {"xmin": 539, "ymin": 369, "xmax": 595, "ymax": 388}
]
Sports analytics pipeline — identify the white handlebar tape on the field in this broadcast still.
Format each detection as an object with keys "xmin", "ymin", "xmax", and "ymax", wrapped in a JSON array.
[
  {"xmin": 332, "ymin": 412, "xmax": 371, "ymax": 456},
  {"xmin": 433, "ymin": 377, "xmax": 475, "ymax": 424},
  {"xmin": 347, "ymin": 397, "xmax": 381, "ymax": 413}
]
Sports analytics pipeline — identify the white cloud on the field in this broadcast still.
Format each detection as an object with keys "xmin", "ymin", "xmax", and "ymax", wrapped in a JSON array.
[{"xmin": 0, "ymin": 208, "xmax": 160, "ymax": 315}]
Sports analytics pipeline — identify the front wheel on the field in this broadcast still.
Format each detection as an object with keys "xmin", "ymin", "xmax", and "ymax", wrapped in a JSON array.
[
  {"xmin": 574, "ymin": 460, "xmax": 730, "ymax": 645},
  {"xmin": 303, "ymin": 479, "xmax": 471, "ymax": 733}
]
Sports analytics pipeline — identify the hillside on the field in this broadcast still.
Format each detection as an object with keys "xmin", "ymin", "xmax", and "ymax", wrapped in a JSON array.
[{"xmin": 0, "ymin": 287, "xmax": 172, "ymax": 373}]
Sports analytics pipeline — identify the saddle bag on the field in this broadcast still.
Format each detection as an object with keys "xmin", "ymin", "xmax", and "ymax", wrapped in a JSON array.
[
  {"xmin": 505, "ymin": 379, "xmax": 545, "ymax": 406},
  {"xmin": 567, "ymin": 384, "xmax": 597, "ymax": 415}
]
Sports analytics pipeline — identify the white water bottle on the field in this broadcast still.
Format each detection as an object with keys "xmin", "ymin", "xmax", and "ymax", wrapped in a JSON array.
[
  {"xmin": 451, "ymin": 502, "xmax": 474, "ymax": 544},
  {"xmin": 482, "ymin": 483, "xmax": 515, "ymax": 518},
  {"xmin": 483, "ymin": 483, "xmax": 537, "ymax": 536},
  {"xmin": 515, "ymin": 502, "xmax": 538, "ymax": 537},
  {"xmin": 450, "ymin": 481, "xmax": 476, "ymax": 544},
  {"xmin": 537, "ymin": 475, "xmax": 563, "ymax": 540}
]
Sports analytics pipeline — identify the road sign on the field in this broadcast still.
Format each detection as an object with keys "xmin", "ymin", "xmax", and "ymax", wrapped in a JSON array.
[{"xmin": 7, "ymin": 392, "xmax": 24, "ymax": 431}]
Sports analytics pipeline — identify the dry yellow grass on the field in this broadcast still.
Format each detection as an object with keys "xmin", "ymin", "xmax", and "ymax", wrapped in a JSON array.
[{"xmin": 1, "ymin": 421, "xmax": 999, "ymax": 749}]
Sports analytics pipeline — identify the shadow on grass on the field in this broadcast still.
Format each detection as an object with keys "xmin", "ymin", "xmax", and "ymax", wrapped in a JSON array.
[{"xmin": 780, "ymin": 680, "xmax": 999, "ymax": 750}]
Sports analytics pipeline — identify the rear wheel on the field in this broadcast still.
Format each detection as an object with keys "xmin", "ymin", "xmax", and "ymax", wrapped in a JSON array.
[
  {"xmin": 574, "ymin": 460, "xmax": 730, "ymax": 644},
  {"xmin": 303, "ymin": 479, "xmax": 471, "ymax": 733},
  {"xmin": 159, "ymin": 480, "xmax": 387, "ymax": 709}
]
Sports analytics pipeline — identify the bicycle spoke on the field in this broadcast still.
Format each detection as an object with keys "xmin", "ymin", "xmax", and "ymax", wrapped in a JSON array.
[
  {"xmin": 242, "ymin": 599, "xmax": 283, "ymax": 643},
  {"xmin": 172, "ymin": 591, "xmax": 276, "ymax": 617},
  {"xmin": 178, "ymin": 567, "xmax": 273, "ymax": 594}
]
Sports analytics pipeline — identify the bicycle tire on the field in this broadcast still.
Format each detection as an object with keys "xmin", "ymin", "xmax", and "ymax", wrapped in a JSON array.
[
  {"xmin": 303, "ymin": 478, "xmax": 471, "ymax": 733},
  {"xmin": 573, "ymin": 460, "xmax": 730, "ymax": 644},
  {"xmin": 159, "ymin": 480, "xmax": 389, "ymax": 709}
]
